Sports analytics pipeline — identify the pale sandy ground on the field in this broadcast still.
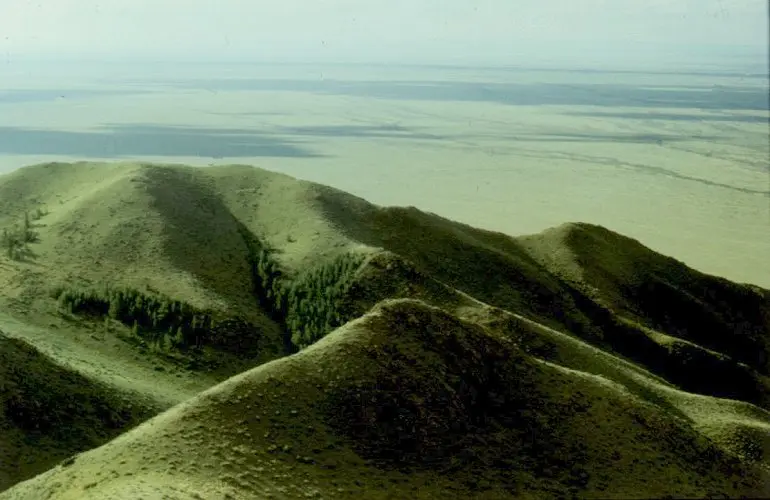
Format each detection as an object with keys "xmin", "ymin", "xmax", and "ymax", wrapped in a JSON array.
[{"xmin": 0, "ymin": 64, "xmax": 767, "ymax": 286}]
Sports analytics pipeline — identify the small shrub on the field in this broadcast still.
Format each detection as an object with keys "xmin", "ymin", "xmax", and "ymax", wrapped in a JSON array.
[{"xmin": 1, "ymin": 211, "xmax": 42, "ymax": 261}]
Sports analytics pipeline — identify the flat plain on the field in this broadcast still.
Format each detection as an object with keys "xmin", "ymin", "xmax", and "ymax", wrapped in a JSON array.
[{"xmin": 1, "ymin": 62, "xmax": 767, "ymax": 287}]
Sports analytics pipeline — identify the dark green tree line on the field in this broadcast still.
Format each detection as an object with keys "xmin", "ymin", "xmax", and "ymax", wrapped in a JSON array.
[
  {"xmin": 244, "ymin": 244, "xmax": 366, "ymax": 349},
  {"xmin": 53, "ymin": 232, "xmax": 367, "ymax": 356},
  {"xmin": 54, "ymin": 286, "xmax": 215, "ymax": 350}
]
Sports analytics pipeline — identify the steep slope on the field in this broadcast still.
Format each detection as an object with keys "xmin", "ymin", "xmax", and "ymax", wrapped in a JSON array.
[
  {"xmin": 310, "ymin": 184, "xmax": 607, "ymax": 343},
  {"xmin": 2, "ymin": 300, "xmax": 768, "ymax": 500},
  {"xmin": 517, "ymin": 222, "xmax": 770, "ymax": 373},
  {"xmin": 203, "ymin": 164, "xmax": 365, "ymax": 272},
  {"xmin": 473, "ymin": 304, "xmax": 770, "ymax": 470},
  {"xmin": 309, "ymin": 184, "xmax": 770, "ymax": 409},
  {"xmin": 0, "ymin": 162, "xmax": 299, "ymax": 372},
  {"xmin": 2, "ymin": 161, "xmax": 770, "ymax": 498},
  {"xmin": 0, "ymin": 331, "xmax": 158, "ymax": 492},
  {"xmin": 515, "ymin": 222, "xmax": 770, "ymax": 408},
  {"xmin": 1, "ymin": 163, "xmax": 269, "ymax": 316}
]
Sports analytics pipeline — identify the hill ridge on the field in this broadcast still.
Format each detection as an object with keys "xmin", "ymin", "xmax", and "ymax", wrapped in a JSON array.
[{"xmin": 0, "ymin": 160, "xmax": 769, "ymax": 498}]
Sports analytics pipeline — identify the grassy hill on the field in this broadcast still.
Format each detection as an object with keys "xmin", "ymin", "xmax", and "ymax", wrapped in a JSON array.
[
  {"xmin": 2, "ymin": 300, "xmax": 768, "ymax": 499},
  {"xmin": 0, "ymin": 161, "xmax": 769, "ymax": 498},
  {"xmin": 517, "ymin": 223, "xmax": 770, "ymax": 409},
  {"xmin": 0, "ymin": 331, "xmax": 159, "ymax": 490}
]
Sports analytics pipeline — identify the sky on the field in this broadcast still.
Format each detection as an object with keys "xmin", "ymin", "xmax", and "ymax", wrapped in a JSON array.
[{"xmin": 0, "ymin": 0, "xmax": 767, "ymax": 68}]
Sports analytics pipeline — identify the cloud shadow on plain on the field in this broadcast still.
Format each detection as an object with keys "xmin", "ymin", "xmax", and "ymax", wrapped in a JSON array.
[
  {"xmin": 163, "ymin": 78, "xmax": 770, "ymax": 112},
  {"xmin": 0, "ymin": 124, "xmax": 322, "ymax": 159},
  {"xmin": 504, "ymin": 132, "xmax": 722, "ymax": 144},
  {"xmin": 0, "ymin": 88, "xmax": 155, "ymax": 104},
  {"xmin": 563, "ymin": 111, "xmax": 768, "ymax": 124},
  {"xmin": 276, "ymin": 124, "xmax": 446, "ymax": 140}
]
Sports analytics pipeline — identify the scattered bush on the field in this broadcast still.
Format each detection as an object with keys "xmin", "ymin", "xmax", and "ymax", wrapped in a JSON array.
[{"xmin": 1, "ymin": 210, "xmax": 45, "ymax": 261}]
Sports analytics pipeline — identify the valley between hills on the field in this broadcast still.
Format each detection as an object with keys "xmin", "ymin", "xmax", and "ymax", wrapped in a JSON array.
[{"xmin": 1, "ymin": 161, "xmax": 769, "ymax": 499}]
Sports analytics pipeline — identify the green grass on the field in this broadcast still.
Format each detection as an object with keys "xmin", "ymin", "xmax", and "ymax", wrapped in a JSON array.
[
  {"xmin": 518, "ymin": 222, "xmax": 770, "ymax": 377},
  {"xmin": 0, "ymin": 209, "xmax": 46, "ymax": 261},
  {"xmin": 48, "ymin": 249, "xmax": 368, "ymax": 359},
  {"xmin": 1, "ymin": 161, "xmax": 770, "ymax": 499},
  {"xmin": 6, "ymin": 299, "xmax": 767, "ymax": 499},
  {"xmin": 0, "ymin": 332, "xmax": 158, "ymax": 491}
]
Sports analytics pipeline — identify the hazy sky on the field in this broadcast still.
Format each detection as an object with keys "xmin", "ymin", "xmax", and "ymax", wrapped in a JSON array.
[{"xmin": 0, "ymin": 0, "xmax": 767, "ymax": 67}]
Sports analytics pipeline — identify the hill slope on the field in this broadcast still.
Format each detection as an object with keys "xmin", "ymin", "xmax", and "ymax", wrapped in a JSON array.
[
  {"xmin": 1, "ymin": 161, "xmax": 769, "ymax": 498},
  {"xmin": 0, "ymin": 331, "xmax": 158, "ymax": 490},
  {"xmin": 2, "ymin": 299, "xmax": 768, "ymax": 499},
  {"xmin": 518, "ymin": 222, "xmax": 770, "ymax": 373}
]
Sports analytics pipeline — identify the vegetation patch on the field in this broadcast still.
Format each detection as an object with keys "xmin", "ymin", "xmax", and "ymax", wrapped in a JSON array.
[
  {"xmin": 280, "ymin": 252, "xmax": 366, "ymax": 349},
  {"xmin": 50, "ymin": 285, "xmax": 261, "ymax": 358},
  {"xmin": 48, "ymin": 234, "xmax": 366, "ymax": 361},
  {"xmin": 240, "ymin": 226, "xmax": 366, "ymax": 350},
  {"xmin": 0, "ymin": 208, "xmax": 46, "ymax": 261}
]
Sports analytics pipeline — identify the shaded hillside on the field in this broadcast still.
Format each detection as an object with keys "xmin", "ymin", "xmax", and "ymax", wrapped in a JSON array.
[
  {"xmin": 517, "ymin": 222, "xmax": 770, "ymax": 374},
  {"xmin": 2, "ymin": 300, "xmax": 768, "ymax": 500},
  {"xmin": 311, "ymin": 185, "xmax": 606, "ymax": 343},
  {"xmin": 311, "ymin": 182, "xmax": 770, "ymax": 410},
  {"xmin": 2, "ymin": 161, "xmax": 770, "ymax": 498},
  {"xmin": 0, "ymin": 331, "xmax": 158, "ymax": 492},
  {"xmin": 0, "ymin": 162, "xmax": 297, "ymax": 370}
]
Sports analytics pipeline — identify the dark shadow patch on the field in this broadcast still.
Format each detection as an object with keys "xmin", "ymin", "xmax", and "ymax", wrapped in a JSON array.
[
  {"xmin": 310, "ymin": 192, "xmax": 606, "ymax": 346},
  {"xmin": 565, "ymin": 110, "xmax": 769, "ymax": 124},
  {"xmin": 0, "ymin": 124, "xmax": 322, "ymax": 159},
  {"xmin": 505, "ymin": 132, "xmax": 721, "ymax": 144},
  {"xmin": 159, "ymin": 79, "xmax": 770, "ymax": 111},
  {"xmin": 277, "ymin": 124, "xmax": 446, "ymax": 140},
  {"xmin": 0, "ymin": 88, "xmax": 154, "ymax": 104},
  {"xmin": 205, "ymin": 111, "xmax": 291, "ymax": 117},
  {"xmin": 0, "ymin": 334, "xmax": 157, "ymax": 490}
]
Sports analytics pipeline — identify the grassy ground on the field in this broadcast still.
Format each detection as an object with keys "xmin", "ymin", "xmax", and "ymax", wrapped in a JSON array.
[
  {"xmin": 0, "ymin": 331, "xmax": 160, "ymax": 491},
  {"xmin": 1, "ymin": 161, "xmax": 769, "ymax": 498},
  {"xmin": 2, "ymin": 300, "xmax": 768, "ymax": 499}
]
